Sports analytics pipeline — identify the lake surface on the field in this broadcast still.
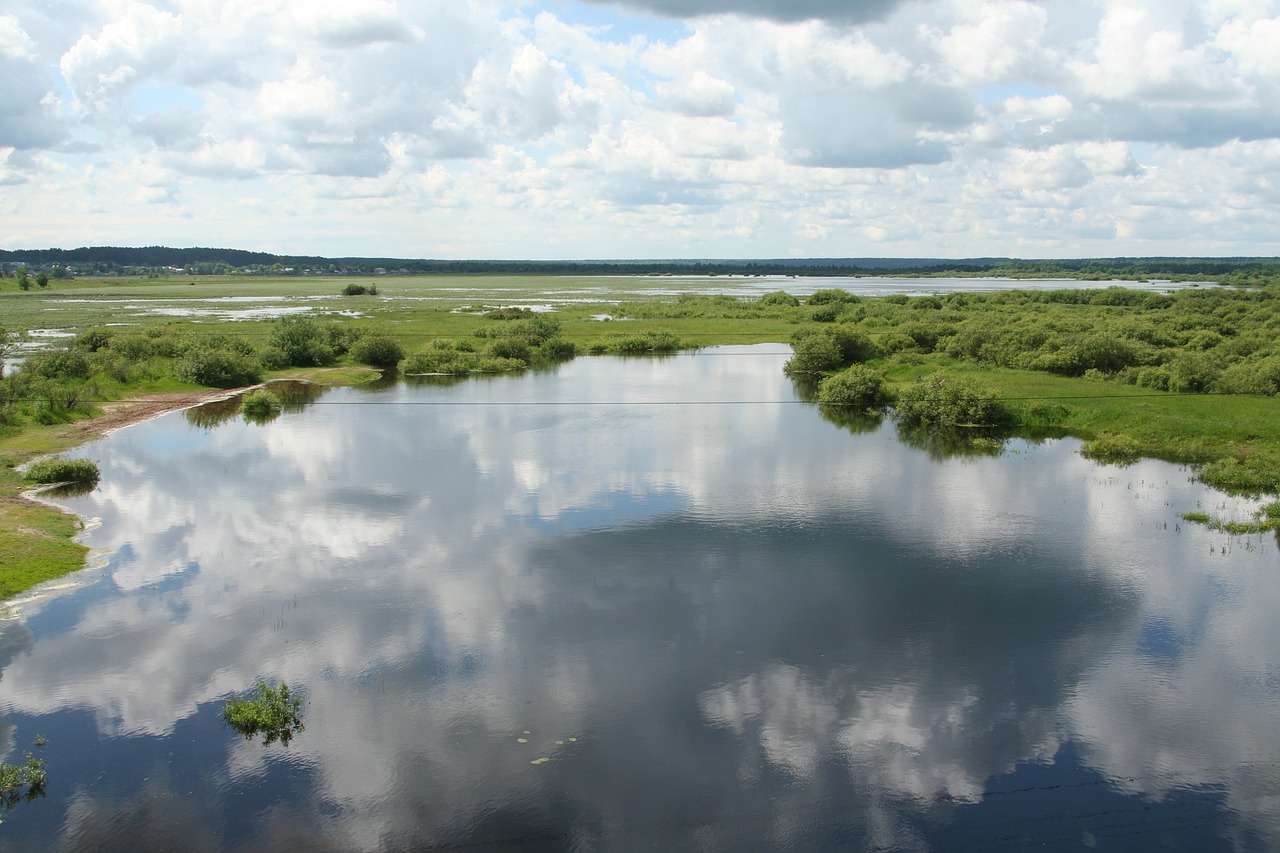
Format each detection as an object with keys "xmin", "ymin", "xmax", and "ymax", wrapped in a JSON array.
[{"xmin": 2, "ymin": 345, "xmax": 1278, "ymax": 851}]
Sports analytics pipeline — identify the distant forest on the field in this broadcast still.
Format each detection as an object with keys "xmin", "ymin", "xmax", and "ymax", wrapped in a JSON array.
[{"xmin": 1, "ymin": 245, "xmax": 1278, "ymax": 280}]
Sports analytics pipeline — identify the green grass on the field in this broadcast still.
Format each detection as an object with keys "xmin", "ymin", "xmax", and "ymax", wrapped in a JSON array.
[{"xmin": 0, "ymin": 492, "xmax": 89, "ymax": 600}]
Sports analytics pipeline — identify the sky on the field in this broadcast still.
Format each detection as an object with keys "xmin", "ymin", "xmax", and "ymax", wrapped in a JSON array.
[{"xmin": 2, "ymin": 0, "xmax": 1279, "ymax": 259}]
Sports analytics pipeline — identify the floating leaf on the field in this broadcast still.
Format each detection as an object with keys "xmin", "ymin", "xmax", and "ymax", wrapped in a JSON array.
[
  {"xmin": 517, "ymin": 738, "xmax": 528, "ymax": 744},
  {"xmin": 531, "ymin": 757, "xmax": 549, "ymax": 766}
]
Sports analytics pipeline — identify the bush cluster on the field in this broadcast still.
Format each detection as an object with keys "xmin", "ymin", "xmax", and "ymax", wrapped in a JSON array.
[{"xmin": 25, "ymin": 457, "xmax": 100, "ymax": 484}]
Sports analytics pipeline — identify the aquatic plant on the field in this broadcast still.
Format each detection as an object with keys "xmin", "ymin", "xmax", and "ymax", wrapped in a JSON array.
[
  {"xmin": 223, "ymin": 680, "xmax": 305, "ymax": 747},
  {"xmin": 0, "ymin": 749, "xmax": 47, "ymax": 821},
  {"xmin": 1080, "ymin": 433, "xmax": 1143, "ymax": 466},
  {"xmin": 25, "ymin": 457, "xmax": 99, "ymax": 485},
  {"xmin": 240, "ymin": 389, "xmax": 282, "ymax": 421}
]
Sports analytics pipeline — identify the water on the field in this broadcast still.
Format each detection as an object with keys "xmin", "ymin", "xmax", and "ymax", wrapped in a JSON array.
[{"xmin": 2, "ymin": 346, "xmax": 1277, "ymax": 851}]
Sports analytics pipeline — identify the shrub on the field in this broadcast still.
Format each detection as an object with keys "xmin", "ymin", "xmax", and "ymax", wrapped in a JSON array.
[
  {"xmin": 349, "ymin": 335, "xmax": 405, "ymax": 369},
  {"xmin": 811, "ymin": 305, "xmax": 840, "ymax": 323},
  {"xmin": 509, "ymin": 316, "xmax": 562, "ymax": 345},
  {"xmin": 266, "ymin": 317, "xmax": 336, "ymax": 367},
  {"xmin": 26, "ymin": 457, "xmax": 99, "ymax": 484},
  {"xmin": 1215, "ymin": 357, "xmax": 1280, "ymax": 396},
  {"xmin": 608, "ymin": 331, "xmax": 684, "ymax": 355},
  {"xmin": 73, "ymin": 328, "xmax": 113, "ymax": 352},
  {"xmin": 342, "ymin": 283, "xmax": 369, "ymax": 296},
  {"xmin": 1080, "ymin": 433, "xmax": 1143, "ymax": 465},
  {"xmin": 175, "ymin": 348, "xmax": 262, "ymax": 388},
  {"xmin": 27, "ymin": 349, "xmax": 91, "ymax": 380},
  {"xmin": 1167, "ymin": 352, "xmax": 1221, "ymax": 393},
  {"xmin": 784, "ymin": 331, "xmax": 843, "ymax": 375},
  {"xmin": 894, "ymin": 375, "xmax": 1013, "ymax": 428},
  {"xmin": 1133, "ymin": 367, "xmax": 1172, "ymax": 390},
  {"xmin": 807, "ymin": 289, "xmax": 859, "ymax": 305},
  {"xmin": 240, "ymin": 388, "xmax": 282, "ymax": 420},
  {"xmin": 537, "ymin": 339, "xmax": 576, "ymax": 360},
  {"xmin": 223, "ymin": 681, "xmax": 304, "ymax": 746},
  {"xmin": 818, "ymin": 365, "xmax": 890, "ymax": 410},
  {"xmin": 759, "ymin": 291, "xmax": 799, "ymax": 307},
  {"xmin": 489, "ymin": 337, "xmax": 532, "ymax": 362}
]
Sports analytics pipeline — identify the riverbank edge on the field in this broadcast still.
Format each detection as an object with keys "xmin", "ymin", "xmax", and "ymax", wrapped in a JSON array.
[{"xmin": 0, "ymin": 369, "xmax": 382, "ymax": 603}]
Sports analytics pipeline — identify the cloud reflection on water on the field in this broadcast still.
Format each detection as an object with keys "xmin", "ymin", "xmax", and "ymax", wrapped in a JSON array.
[{"xmin": 1, "ymin": 346, "xmax": 1276, "ymax": 850}]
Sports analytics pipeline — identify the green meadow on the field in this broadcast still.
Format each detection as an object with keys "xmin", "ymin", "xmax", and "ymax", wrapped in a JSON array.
[{"xmin": 2, "ymin": 272, "xmax": 1279, "ymax": 599}]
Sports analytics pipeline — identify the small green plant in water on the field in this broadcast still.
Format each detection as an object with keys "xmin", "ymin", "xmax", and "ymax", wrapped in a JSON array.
[
  {"xmin": 1081, "ymin": 433, "xmax": 1143, "ymax": 466},
  {"xmin": 240, "ymin": 388, "xmax": 282, "ymax": 423},
  {"xmin": 223, "ymin": 680, "xmax": 305, "ymax": 746},
  {"xmin": 25, "ymin": 457, "xmax": 99, "ymax": 485},
  {"xmin": 0, "ymin": 741, "xmax": 48, "ymax": 822}
]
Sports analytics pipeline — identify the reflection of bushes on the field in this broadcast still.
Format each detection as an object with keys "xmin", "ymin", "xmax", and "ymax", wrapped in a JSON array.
[
  {"xmin": 185, "ymin": 397, "xmax": 241, "ymax": 430},
  {"xmin": 820, "ymin": 407, "xmax": 884, "ymax": 435},
  {"xmin": 896, "ymin": 424, "xmax": 1006, "ymax": 461}
]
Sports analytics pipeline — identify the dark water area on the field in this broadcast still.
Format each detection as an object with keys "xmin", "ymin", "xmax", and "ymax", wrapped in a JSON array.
[{"xmin": 2, "ymin": 346, "xmax": 1277, "ymax": 851}]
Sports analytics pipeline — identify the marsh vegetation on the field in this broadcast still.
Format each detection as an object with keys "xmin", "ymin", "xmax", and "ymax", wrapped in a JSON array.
[{"xmin": 222, "ymin": 681, "xmax": 305, "ymax": 747}]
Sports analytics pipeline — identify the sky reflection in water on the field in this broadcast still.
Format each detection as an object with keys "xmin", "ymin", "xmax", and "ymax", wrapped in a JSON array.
[{"xmin": 1, "ymin": 345, "xmax": 1278, "ymax": 851}]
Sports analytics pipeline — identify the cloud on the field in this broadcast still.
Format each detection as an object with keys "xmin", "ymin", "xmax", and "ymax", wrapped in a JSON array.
[
  {"xmin": 1, "ymin": 0, "xmax": 1279, "ymax": 255},
  {"xmin": 580, "ymin": 0, "xmax": 920, "ymax": 24}
]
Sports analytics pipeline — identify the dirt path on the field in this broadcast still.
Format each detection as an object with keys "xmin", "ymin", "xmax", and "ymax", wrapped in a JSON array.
[{"xmin": 55, "ymin": 390, "xmax": 243, "ymax": 442}]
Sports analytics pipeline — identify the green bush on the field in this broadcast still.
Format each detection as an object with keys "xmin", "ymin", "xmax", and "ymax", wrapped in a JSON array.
[
  {"xmin": 894, "ymin": 375, "xmax": 1013, "ymax": 428},
  {"xmin": 73, "ymin": 328, "xmax": 114, "ymax": 352},
  {"xmin": 27, "ymin": 349, "xmax": 91, "ymax": 380},
  {"xmin": 807, "ymin": 289, "xmax": 859, "ymax": 305},
  {"xmin": 175, "ymin": 348, "xmax": 262, "ymax": 388},
  {"xmin": 1080, "ymin": 433, "xmax": 1143, "ymax": 465},
  {"xmin": 25, "ymin": 457, "xmax": 99, "ymax": 484},
  {"xmin": 509, "ymin": 315, "xmax": 562, "ymax": 345},
  {"xmin": 537, "ymin": 339, "xmax": 576, "ymax": 360},
  {"xmin": 223, "ymin": 680, "xmax": 304, "ymax": 746},
  {"xmin": 817, "ymin": 365, "xmax": 890, "ymax": 410},
  {"xmin": 759, "ymin": 291, "xmax": 799, "ymax": 306},
  {"xmin": 241, "ymin": 389, "xmax": 282, "ymax": 420},
  {"xmin": 489, "ymin": 337, "xmax": 532, "ymax": 362},
  {"xmin": 1215, "ymin": 357, "xmax": 1280, "ymax": 396},
  {"xmin": 266, "ymin": 317, "xmax": 336, "ymax": 368},
  {"xmin": 342, "ymin": 283, "xmax": 368, "ymax": 296},
  {"xmin": 349, "ymin": 335, "xmax": 405, "ymax": 369},
  {"xmin": 784, "ymin": 331, "xmax": 843, "ymax": 375}
]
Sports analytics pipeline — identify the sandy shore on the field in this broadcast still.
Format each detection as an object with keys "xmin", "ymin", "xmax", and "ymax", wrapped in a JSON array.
[{"xmin": 55, "ymin": 389, "xmax": 245, "ymax": 442}]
